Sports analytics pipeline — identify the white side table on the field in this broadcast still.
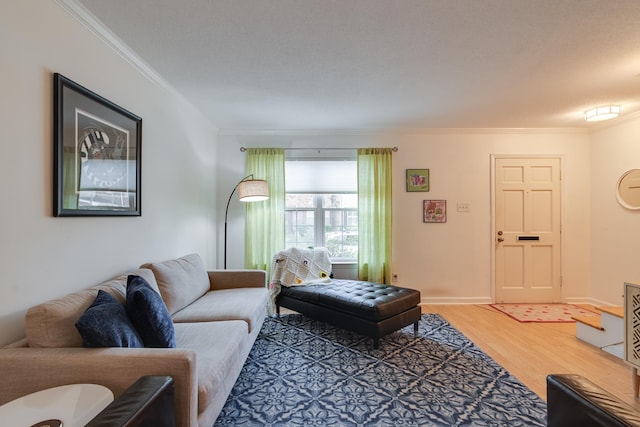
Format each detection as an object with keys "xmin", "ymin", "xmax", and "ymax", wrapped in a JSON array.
[{"xmin": 0, "ymin": 383, "xmax": 114, "ymax": 427}]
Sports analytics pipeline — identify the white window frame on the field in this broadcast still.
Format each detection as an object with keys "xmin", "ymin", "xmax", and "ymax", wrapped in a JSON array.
[
  {"xmin": 285, "ymin": 155, "xmax": 358, "ymax": 262},
  {"xmin": 285, "ymin": 192, "xmax": 358, "ymax": 262}
]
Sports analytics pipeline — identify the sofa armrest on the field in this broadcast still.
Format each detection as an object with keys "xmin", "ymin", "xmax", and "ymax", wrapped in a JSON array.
[
  {"xmin": 208, "ymin": 269, "xmax": 266, "ymax": 290},
  {"xmin": 0, "ymin": 347, "xmax": 197, "ymax": 427},
  {"xmin": 547, "ymin": 374, "xmax": 640, "ymax": 427},
  {"xmin": 86, "ymin": 375, "xmax": 175, "ymax": 427}
]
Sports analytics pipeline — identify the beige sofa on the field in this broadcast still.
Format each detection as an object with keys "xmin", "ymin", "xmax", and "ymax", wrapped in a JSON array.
[{"xmin": 0, "ymin": 254, "xmax": 268, "ymax": 427}]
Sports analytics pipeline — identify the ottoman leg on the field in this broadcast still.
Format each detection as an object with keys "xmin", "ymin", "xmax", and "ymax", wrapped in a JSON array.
[
  {"xmin": 414, "ymin": 321, "xmax": 419, "ymax": 337},
  {"xmin": 373, "ymin": 337, "xmax": 379, "ymax": 349}
]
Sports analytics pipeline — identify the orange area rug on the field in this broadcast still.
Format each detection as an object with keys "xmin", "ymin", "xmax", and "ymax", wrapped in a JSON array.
[{"xmin": 490, "ymin": 303, "xmax": 599, "ymax": 323}]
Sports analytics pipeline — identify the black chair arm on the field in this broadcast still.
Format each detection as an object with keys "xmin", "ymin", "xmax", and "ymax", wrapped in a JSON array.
[
  {"xmin": 547, "ymin": 374, "xmax": 640, "ymax": 427},
  {"xmin": 86, "ymin": 376, "xmax": 175, "ymax": 427}
]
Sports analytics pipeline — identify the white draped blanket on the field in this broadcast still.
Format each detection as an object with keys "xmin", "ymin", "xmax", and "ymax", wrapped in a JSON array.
[{"xmin": 267, "ymin": 247, "xmax": 332, "ymax": 315}]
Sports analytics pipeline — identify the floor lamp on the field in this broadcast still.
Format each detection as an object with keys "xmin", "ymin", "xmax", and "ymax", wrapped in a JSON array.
[{"xmin": 224, "ymin": 174, "xmax": 269, "ymax": 269}]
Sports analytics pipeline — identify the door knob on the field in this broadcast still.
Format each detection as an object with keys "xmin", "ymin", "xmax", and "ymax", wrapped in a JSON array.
[
  {"xmin": 497, "ymin": 237, "xmax": 504, "ymax": 242},
  {"xmin": 497, "ymin": 231, "xmax": 503, "ymax": 236}
]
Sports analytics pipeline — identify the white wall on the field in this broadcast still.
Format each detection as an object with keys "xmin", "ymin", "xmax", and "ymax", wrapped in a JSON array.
[
  {"xmin": 590, "ymin": 114, "xmax": 640, "ymax": 305},
  {"xmin": 217, "ymin": 129, "xmax": 592, "ymax": 305},
  {"xmin": 0, "ymin": 0, "xmax": 219, "ymax": 345}
]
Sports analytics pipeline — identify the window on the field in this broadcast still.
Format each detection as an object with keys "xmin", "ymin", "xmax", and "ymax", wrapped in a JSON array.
[
  {"xmin": 285, "ymin": 193, "xmax": 357, "ymax": 260},
  {"xmin": 285, "ymin": 158, "xmax": 357, "ymax": 262}
]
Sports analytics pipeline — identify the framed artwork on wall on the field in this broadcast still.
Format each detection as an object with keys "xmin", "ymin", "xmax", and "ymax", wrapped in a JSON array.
[
  {"xmin": 53, "ymin": 73, "xmax": 142, "ymax": 217},
  {"xmin": 423, "ymin": 200, "xmax": 446, "ymax": 223},
  {"xmin": 406, "ymin": 169, "xmax": 429, "ymax": 192}
]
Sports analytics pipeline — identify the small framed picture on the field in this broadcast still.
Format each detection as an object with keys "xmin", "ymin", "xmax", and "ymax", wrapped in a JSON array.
[
  {"xmin": 406, "ymin": 169, "xmax": 429, "ymax": 192},
  {"xmin": 423, "ymin": 200, "xmax": 446, "ymax": 223}
]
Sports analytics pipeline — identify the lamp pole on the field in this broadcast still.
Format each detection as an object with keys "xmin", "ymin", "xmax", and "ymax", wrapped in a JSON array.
[{"xmin": 224, "ymin": 175, "xmax": 253, "ymax": 269}]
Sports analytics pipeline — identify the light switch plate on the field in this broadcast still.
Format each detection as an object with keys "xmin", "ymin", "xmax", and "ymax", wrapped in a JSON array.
[{"xmin": 457, "ymin": 202, "xmax": 470, "ymax": 212}]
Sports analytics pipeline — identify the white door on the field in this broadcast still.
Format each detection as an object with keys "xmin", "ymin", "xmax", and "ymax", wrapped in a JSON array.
[{"xmin": 494, "ymin": 157, "xmax": 561, "ymax": 303}]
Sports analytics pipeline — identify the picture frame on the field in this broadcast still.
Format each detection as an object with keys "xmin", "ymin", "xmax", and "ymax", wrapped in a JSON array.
[
  {"xmin": 53, "ymin": 73, "xmax": 142, "ymax": 216},
  {"xmin": 406, "ymin": 169, "xmax": 429, "ymax": 192},
  {"xmin": 423, "ymin": 200, "xmax": 446, "ymax": 223}
]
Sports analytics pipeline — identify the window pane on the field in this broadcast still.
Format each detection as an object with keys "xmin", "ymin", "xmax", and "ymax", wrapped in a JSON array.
[
  {"xmin": 286, "ymin": 194, "xmax": 315, "ymax": 208},
  {"xmin": 322, "ymin": 194, "xmax": 357, "ymax": 208},
  {"xmin": 346, "ymin": 211, "xmax": 358, "ymax": 226},
  {"xmin": 285, "ymin": 210, "xmax": 315, "ymax": 249},
  {"xmin": 324, "ymin": 210, "xmax": 358, "ymax": 259},
  {"xmin": 285, "ymin": 187, "xmax": 358, "ymax": 261}
]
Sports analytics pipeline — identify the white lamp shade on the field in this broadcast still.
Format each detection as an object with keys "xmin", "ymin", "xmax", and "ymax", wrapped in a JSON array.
[
  {"xmin": 584, "ymin": 105, "xmax": 620, "ymax": 122},
  {"xmin": 237, "ymin": 179, "xmax": 269, "ymax": 202}
]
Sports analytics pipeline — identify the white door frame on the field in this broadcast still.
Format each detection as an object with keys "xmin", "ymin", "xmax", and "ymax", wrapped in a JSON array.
[{"xmin": 490, "ymin": 154, "xmax": 564, "ymax": 303}]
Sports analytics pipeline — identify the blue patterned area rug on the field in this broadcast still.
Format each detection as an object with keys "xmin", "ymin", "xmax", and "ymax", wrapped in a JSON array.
[{"xmin": 215, "ymin": 314, "xmax": 546, "ymax": 426}]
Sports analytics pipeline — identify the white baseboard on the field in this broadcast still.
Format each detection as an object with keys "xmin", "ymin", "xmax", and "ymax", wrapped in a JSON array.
[
  {"xmin": 419, "ymin": 296, "xmax": 621, "ymax": 307},
  {"xmin": 420, "ymin": 296, "xmax": 493, "ymax": 305},
  {"xmin": 563, "ymin": 296, "xmax": 621, "ymax": 307}
]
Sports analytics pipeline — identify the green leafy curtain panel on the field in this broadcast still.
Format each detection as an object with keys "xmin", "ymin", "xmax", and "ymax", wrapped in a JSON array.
[
  {"xmin": 357, "ymin": 148, "xmax": 393, "ymax": 284},
  {"xmin": 244, "ymin": 148, "xmax": 285, "ymax": 276}
]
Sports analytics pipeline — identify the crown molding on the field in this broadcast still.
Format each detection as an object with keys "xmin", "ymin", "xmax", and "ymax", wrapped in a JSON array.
[
  {"xmin": 53, "ymin": 0, "xmax": 171, "ymax": 91},
  {"xmin": 218, "ymin": 127, "xmax": 589, "ymax": 137}
]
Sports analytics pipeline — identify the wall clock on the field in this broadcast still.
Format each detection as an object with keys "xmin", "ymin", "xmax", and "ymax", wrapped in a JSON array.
[{"xmin": 616, "ymin": 169, "xmax": 640, "ymax": 210}]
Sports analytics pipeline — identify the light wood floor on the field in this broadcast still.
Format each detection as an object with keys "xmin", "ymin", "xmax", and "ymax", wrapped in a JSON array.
[{"xmin": 423, "ymin": 304, "xmax": 640, "ymax": 409}]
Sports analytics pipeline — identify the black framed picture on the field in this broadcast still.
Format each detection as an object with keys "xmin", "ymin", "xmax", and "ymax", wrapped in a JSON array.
[{"xmin": 53, "ymin": 73, "xmax": 141, "ymax": 216}]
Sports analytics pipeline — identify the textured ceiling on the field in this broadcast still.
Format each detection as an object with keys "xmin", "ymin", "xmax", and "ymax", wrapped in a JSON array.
[{"xmin": 77, "ymin": 0, "xmax": 640, "ymax": 130}]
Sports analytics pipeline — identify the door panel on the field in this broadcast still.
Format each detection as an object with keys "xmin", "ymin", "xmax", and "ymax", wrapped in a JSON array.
[
  {"xmin": 495, "ymin": 157, "xmax": 561, "ymax": 303},
  {"xmin": 531, "ymin": 245, "xmax": 553, "ymax": 286},
  {"xmin": 503, "ymin": 246, "xmax": 525, "ymax": 289},
  {"xmin": 532, "ymin": 194, "xmax": 552, "ymax": 230},
  {"xmin": 504, "ymin": 190, "xmax": 524, "ymax": 230}
]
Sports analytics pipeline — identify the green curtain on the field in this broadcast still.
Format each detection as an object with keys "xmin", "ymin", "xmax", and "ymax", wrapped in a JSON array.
[
  {"xmin": 357, "ymin": 148, "xmax": 393, "ymax": 284},
  {"xmin": 244, "ymin": 148, "xmax": 285, "ymax": 277}
]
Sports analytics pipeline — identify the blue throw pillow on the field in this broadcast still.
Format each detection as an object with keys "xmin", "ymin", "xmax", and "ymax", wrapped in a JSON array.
[
  {"xmin": 126, "ymin": 275, "xmax": 176, "ymax": 348},
  {"xmin": 76, "ymin": 290, "xmax": 144, "ymax": 348}
]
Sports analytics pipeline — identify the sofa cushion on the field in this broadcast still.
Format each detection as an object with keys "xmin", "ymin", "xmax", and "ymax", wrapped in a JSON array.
[
  {"xmin": 126, "ymin": 275, "xmax": 176, "ymax": 348},
  {"xmin": 26, "ymin": 268, "xmax": 158, "ymax": 348},
  {"xmin": 171, "ymin": 288, "xmax": 268, "ymax": 333},
  {"xmin": 76, "ymin": 290, "xmax": 144, "ymax": 348},
  {"xmin": 141, "ymin": 254, "xmax": 210, "ymax": 315},
  {"xmin": 173, "ymin": 321, "xmax": 249, "ymax": 420}
]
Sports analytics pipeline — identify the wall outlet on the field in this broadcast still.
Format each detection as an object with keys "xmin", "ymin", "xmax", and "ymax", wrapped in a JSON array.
[{"xmin": 392, "ymin": 273, "xmax": 399, "ymax": 282}]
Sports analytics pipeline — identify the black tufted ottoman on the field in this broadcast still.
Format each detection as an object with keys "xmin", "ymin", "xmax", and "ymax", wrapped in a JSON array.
[{"xmin": 276, "ymin": 280, "xmax": 421, "ymax": 348}]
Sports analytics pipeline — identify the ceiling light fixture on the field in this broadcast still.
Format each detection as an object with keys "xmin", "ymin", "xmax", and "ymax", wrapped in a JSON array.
[{"xmin": 584, "ymin": 105, "xmax": 621, "ymax": 122}]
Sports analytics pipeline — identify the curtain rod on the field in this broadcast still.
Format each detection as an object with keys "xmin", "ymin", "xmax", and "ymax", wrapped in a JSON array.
[{"xmin": 240, "ymin": 146, "xmax": 398, "ymax": 152}]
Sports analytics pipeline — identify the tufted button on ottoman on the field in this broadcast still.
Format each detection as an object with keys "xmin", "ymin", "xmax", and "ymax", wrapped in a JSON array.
[{"xmin": 276, "ymin": 280, "xmax": 421, "ymax": 348}]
